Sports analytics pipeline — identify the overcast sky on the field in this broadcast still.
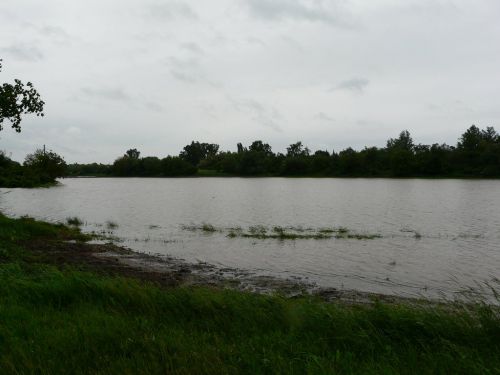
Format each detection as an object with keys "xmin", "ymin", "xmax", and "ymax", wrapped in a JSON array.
[{"xmin": 1, "ymin": 0, "xmax": 499, "ymax": 163}]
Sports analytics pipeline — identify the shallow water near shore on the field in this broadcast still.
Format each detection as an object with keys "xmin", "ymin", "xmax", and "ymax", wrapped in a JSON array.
[{"xmin": 1, "ymin": 177, "xmax": 499, "ymax": 300}]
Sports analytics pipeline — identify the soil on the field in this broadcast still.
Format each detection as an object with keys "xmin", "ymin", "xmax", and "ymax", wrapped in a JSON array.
[{"xmin": 23, "ymin": 237, "xmax": 431, "ymax": 306}]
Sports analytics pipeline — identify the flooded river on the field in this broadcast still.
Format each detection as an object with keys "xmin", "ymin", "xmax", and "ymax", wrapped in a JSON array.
[{"xmin": 1, "ymin": 177, "xmax": 499, "ymax": 299}]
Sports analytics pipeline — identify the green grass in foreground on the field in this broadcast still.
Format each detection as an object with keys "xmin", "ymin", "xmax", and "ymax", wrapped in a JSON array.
[{"xmin": 1, "ymin": 213, "xmax": 499, "ymax": 374}]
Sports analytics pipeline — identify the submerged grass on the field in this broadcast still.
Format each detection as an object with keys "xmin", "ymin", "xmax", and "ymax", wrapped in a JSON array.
[
  {"xmin": 183, "ymin": 223, "xmax": 382, "ymax": 241},
  {"xmin": 106, "ymin": 220, "xmax": 119, "ymax": 230},
  {"xmin": 1, "ymin": 213, "xmax": 499, "ymax": 374},
  {"xmin": 66, "ymin": 216, "xmax": 83, "ymax": 226},
  {"xmin": 181, "ymin": 223, "xmax": 219, "ymax": 233},
  {"xmin": 201, "ymin": 223, "xmax": 217, "ymax": 232}
]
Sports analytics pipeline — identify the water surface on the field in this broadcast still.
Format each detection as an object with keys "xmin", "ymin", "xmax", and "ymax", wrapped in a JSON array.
[{"xmin": 1, "ymin": 177, "xmax": 499, "ymax": 299}]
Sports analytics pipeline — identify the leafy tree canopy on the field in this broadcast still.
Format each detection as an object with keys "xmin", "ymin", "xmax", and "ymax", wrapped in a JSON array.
[
  {"xmin": 248, "ymin": 140, "xmax": 273, "ymax": 156},
  {"xmin": 180, "ymin": 141, "xmax": 219, "ymax": 166},
  {"xmin": 24, "ymin": 148, "xmax": 67, "ymax": 181},
  {"xmin": 0, "ymin": 59, "xmax": 45, "ymax": 132},
  {"xmin": 387, "ymin": 130, "xmax": 414, "ymax": 152},
  {"xmin": 286, "ymin": 142, "xmax": 310, "ymax": 157},
  {"xmin": 125, "ymin": 148, "xmax": 141, "ymax": 159}
]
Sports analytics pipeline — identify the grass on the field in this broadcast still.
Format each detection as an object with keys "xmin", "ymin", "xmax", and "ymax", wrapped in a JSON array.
[
  {"xmin": 201, "ymin": 223, "xmax": 217, "ymax": 232},
  {"xmin": 0, "ymin": 213, "xmax": 499, "ymax": 374},
  {"xmin": 181, "ymin": 223, "xmax": 219, "ymax": 233},
  {"xmin": 66, "ymin": 216, "xmax": 84, "ymax": 226},
  {"xmin": 106, "ymin": 220, "xmax": 119, "ymax": 230},
  {"xmin": 183, "ymin": 223, "xmax": 382, "ymax": 241}
]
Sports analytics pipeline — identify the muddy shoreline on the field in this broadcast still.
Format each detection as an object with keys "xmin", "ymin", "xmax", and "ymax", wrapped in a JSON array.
[{"xmin": 24, "ymin": 236, "xmax": 447, "ymax": 306}]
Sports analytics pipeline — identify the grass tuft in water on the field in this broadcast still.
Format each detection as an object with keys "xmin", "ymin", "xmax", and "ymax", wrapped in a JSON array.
[
  {"xmin": 106, "ymin": 221, "xmax": 119, "ymax": 230},
  {"xmin": 249, "ymin": 225, "xmax": 267, "ymax": 235},
  {"xmin": 183, "ymin": 223, "xmax": 381, "ymax": 241},
  {"xmin": 66, "ymin": 216, "xmax": 83, "ymax": 226},
  {"xmin": 201, "ymin": 223, "xmax": 217, "ymax": 232}
]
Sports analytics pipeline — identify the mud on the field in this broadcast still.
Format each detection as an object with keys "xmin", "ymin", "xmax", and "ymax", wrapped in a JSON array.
[{"xmin": 24, "ymin": 237, "xmax": 435, "ymax": 306}]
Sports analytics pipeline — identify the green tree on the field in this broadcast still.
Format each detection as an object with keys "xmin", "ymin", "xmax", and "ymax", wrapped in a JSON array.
[
  {"xmin": 24, "ymin": 148, "xmax": 67, "ymax": 182},
  {"xmin": 458, "ymin": 125, "xmax": 483, "ymax": 151},
  {"xmin": 481, "ymin": 126, "xmax": 499, "ymax": 143},
  {"xmin": 162, "ymin": 156, "xmax": 197, "ymax": 176},
  {"xmin": 338, "ymin": 147, "xmax": 361, "ymax": 175},
  {"xmin": 387, "ymin": 130, "xmax": 414, "ymax": 151},
  {"xmin": 180, "ymin": 141, "xmax": 219, "ymax": 166},
  {"xmin": 125, "ymin": 148, "xmax": 141, "ymax": 159},
  {"xmin": 0, "ymin": 59, "xmax": 45, "ymax": 132},
  {"xmin": 139, "ymin": 157, "xmax": 162, "ymax": 176},
  {"xmin": 111, "ymin": 149, "xmax": 142, "ymax": 176},
  {"xmin": 248, "ymin": 140, "xmax": 273, "ymax": 156},
  {"xmin": 286, "ymin": 142, "xmax": 310, "ymax": 157}
]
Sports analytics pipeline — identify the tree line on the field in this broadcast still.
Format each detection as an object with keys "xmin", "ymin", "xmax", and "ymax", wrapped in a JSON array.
[
  {"xmin": 66, "ymin": 125, "xmax": 500, "ymax": 178},
  {"xmin": 1, "ymin": 60, "xmax": 499, "ymax": 184}
]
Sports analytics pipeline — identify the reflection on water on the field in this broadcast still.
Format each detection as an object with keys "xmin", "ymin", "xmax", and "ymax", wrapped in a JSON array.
[{"xmin": 1, "ymin": 177, "xmax": 499, "ymax": 299}]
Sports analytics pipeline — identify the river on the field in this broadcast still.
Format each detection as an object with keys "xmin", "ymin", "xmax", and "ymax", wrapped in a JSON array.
[{"xmin": 1, "ymin": 177, "xmax": 499, "ymax": 300}]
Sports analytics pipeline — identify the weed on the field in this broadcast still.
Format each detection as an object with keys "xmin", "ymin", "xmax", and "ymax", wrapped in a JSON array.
[
  {"xmin": 201, "ymin": 223, "xmax": 217, "ymax": 232},
  {"xmin": 106, "ymin": 221, "xmax": 118, "ymax": 230},
  {"xmin": 66, "ymin": 216, "xmax": 83, "ymax": 226}
]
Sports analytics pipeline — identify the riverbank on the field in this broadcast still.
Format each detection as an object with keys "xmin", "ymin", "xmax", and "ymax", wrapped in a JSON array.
[{"xmin": 0, "ymin": 213, "xmax": 499, "ymax": 374}]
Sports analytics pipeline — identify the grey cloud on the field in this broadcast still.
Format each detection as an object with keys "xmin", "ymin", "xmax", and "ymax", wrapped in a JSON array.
[
  {"xmin": 406, "ymin": 1, "xmax": 460, "ymax": 16},
  {"xmin": 167, "ymin": 56, "xmax": 219, "ymax": 86},
  {"xmin": 169, "ymin": 56, "xmax": 200, "ymax": 70},
  {"xmin": 39, "ymin": 25, "xmax": 70, "ymax": 39},
  {"xmin": 170, "ymin": 70, "xmax": 197, "ymax": 83},
  {"xmin": 80, "ymin": 87, "xmax": 130, "ymax": 101},
  {"xmin": 168, "ymin": 56, "xmax": 201, "ymax": 83},
  {"xmin": 280, "ymin": 35, "xmax": 303, "ymax": 50},
  {"xmin": 0, "ymin": 44, "xmax": 44, "ymax": 62},
  {"xmin": 65, "ymin": 126, "xmax": 82, "ymax": 137},
  {"xmin": 200, "ymin": 103, "xmax": 218, "ymax": 119},
  {"xmin": 180, "ymin": 42, "xmax": 204, "ymax": 55},
  {"xmin": 21, "ymin": 23, "xmax": 75, "ymax": 46},
  {"xmin": 144, "ymin": 101, "xmax": 164, "ymax": 112},
  {"xmin": 244, "ymin": 0, "xmax": 339, "ymax": 25},
  {"xmin": 147, "ymin": 1, "xmax": 198, "ymax": 20},
  {"xmin": 245, "ymin": 36, "xmax": 266, "ymax": 46},
  {"xmin": 231, "ymin": 98, "xmax": 283, "ymax": 132},
  {"xmin": 426, "ymin": 100, "xmax": 475, "ymax": 114},
  {"xmin": 355, "ymin": 119, "xmax": 384, "ymax": 127},
  {"xmin": 1, "ymin": 0, "xmax": 498, "ymax": 163},
  {"xmin": 331, "ymin": 78, "xmax": 369, "ymax": 94},
  {"xmin": 315, "ymin": 112, "xmax": 335, "ymax": 122}
]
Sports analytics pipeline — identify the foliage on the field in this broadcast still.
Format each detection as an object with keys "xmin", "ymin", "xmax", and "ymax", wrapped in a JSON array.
[
  {"xmin": 162, "ymin": 156, "xmax": 197, "ymax": 176},
  {"xmin": 179, "ymin": 141, "xmax": 219, "ymax": 166},
  {"xmin": 67, "ymin": 125, "xmax": 500, "ymax": 178},
  {"xmin": 0, "ymin": 148, "xmax": 66, "ymax": 187},
  {"xmin": 0, "ymin": 59, "xmax": 45, "ymax": 132},
  {"xmin": 24, "ymin": 148, "xmax": 67, "ymax": 183},
  {"xmin": 66, "ymin": 162, "xmax": 111, "ymax": 177}
]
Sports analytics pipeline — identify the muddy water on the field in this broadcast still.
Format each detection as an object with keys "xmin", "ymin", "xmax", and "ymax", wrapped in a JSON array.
[{"xmin": 1, "ymin": 177, "xmax": 499, "ymax": 299}]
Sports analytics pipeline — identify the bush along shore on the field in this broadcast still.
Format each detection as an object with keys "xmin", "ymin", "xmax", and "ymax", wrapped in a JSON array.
[
  {"xmin": 0, "ymin": 212, "xmax": 499, "ymax": 374},
  {"xmin": 0, "ymin": 148, "xmax": 66, "ymax": 188}
]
